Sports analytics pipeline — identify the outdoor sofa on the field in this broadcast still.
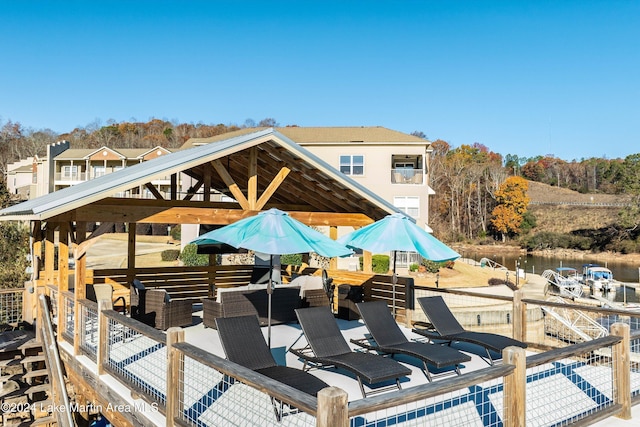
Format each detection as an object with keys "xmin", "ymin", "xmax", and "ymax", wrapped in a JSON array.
[{"xmin": 202, "ymin": 285, "xmax": 302, "ymax": 329}]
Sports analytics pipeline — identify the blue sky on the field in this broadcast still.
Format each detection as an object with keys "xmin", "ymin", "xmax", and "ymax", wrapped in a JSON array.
[{"xmin": 1, "ymin": 1, "xmax": 638, "ymax": 161}]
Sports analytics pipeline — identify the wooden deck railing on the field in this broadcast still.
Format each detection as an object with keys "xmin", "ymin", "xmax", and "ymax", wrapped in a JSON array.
[{"xmin": 28, "ymin": 280, "xmax": 638, "ymax": 426}]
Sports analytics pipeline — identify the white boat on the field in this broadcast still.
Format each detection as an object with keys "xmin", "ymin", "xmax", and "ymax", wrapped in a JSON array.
[{"xmin": 583, "ymin": 264, "xmax": 615, "ymax": 292}]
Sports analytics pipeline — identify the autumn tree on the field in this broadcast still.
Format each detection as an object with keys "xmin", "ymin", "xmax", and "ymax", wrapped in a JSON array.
[
  {"xmin": 490, "ymin": 176, "xmax": 530, "ymax": 241},
  {"xmin": 428, "ymin": 141, "xmax": 504, "ymax": 240}
]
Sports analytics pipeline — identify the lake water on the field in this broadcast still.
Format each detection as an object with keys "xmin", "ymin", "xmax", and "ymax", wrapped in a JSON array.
[
  {"xmin": 458, "ymin": 249, "xmax": 640, "ymax": 303},
  {"xmin": 457, "ymin": 249, "xmax": 640, "ymax": 284}
]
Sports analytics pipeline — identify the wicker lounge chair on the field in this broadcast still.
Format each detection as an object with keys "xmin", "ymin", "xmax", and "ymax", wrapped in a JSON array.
[
  {"xmin": 291, "ymin": 306, "xmax": 412, "ymax": 397},
  {"xmin": 353, "ymin": 301, "xmax": 471, "ymax": 380},
  {"xmin": 413, "ymin": 296, "xmax": 527, "ymax": 364},
  {"xmin": 216, "ymin": 315, "xmax": 329, "ymax": 421}
]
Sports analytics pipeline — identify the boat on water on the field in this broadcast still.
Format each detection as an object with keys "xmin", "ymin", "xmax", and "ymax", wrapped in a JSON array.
[{"xmin": 582, "ymin": 264, "xmax": 615, "ymax": 293}]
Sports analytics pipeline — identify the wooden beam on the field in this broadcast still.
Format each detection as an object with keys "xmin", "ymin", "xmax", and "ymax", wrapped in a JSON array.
[
  {"xmin": 68, "ymin": 200, "xmax": 375, "ymax": 226},
  {"xmin": 211, "ymin": 159, "xmax": 249, "ymax": 210},
  {"xmin": 183, "ymin": 179, "xmax": 203, "ymax": 201},
  {"xmin": 256, "ymin": 167, "xmax": 290, "ymax": 210},
  {"xmin": 329, "ymin": 226, "xmax": 338, "ymax": 270},
  {"xmin": 203, "ymin": 166, "xmax": 211, "ymax": 202},
  {"xmin": 144, "ymin": 183, "xmax": 164, "ymax": 200},
  {"xmin": 171, "ymin": 173, "xmax": 177, "ymax": 200},
  {"xmin": 73, "ymin": 221, "xmax": 87, "ymax": 356},
  {"xmin": 45, "ymin": 225, "xmax": 55, "ymax": 285},
  {"xmin": 248, "ymin": 147, "xmax": 258, "ymax": 210}
]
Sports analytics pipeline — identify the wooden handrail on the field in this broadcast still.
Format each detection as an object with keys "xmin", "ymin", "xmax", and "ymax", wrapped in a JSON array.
[
  {"xmin": 172, "ymin": 341, "xmax": 319, "ymax": 416},
  {"xmin": 348, "ymin": 364, "xmax": 513, "ymax": 416}
]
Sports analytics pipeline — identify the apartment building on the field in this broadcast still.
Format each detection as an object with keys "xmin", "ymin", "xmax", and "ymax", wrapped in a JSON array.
[
  {"xmin": 183, "ymin": 127, "xmax": 434, "ymax": 267},
  {"xmin": 6, "ymin": 141, "xmax": 173, "ymax": 200}
]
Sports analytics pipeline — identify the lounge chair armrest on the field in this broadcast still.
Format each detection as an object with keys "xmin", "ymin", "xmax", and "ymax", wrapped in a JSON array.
[
  {"xmin": 411, "ymin": 320, "xmax": 434, "ymax": 330},
  {"xmin": 349, "ymin": 337, "xmax": 377, "ymax": 352}
]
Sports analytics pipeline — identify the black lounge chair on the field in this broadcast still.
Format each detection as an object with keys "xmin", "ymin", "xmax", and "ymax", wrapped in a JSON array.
[
  {"xmin": 216, "ymin": 315, "xmax": 329, "ymax": 421},
  {"xmin": 413, "ymin": 296, "xmax": 527, "ymax": 365},
  {"xmin": 353, "ymin": 301, "xmax": 471, "ymax": 381},
  {"xmin": 291, "ymin": 306, "xmax": 412, "ymax": 397}
]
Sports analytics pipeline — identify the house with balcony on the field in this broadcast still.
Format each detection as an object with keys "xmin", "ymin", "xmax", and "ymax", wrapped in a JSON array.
[
  {"xmin": 183, "ymin": 127, "xmax": 434, "ymax": 269},
  {"xmin": 5, "ymin": 142, "xmax": 175, "ymax": 201},
  {"xmin": 53, "ymin": 146, "xmax": 173, "ymax": 197}
]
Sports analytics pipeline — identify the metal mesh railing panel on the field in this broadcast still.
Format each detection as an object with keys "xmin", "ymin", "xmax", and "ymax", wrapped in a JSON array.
[
  {"xmin": 61, "ymin": 291, "xmax": 75, "ymax": 342},
  {"xmin": 78, "ymin": 300, "xmax": 98, "ymax": 361},
  {"xmin": 516, "ymin": 352, "xmax": 616, "ymax": 425},
  {"xmin": 0, "ymin": 289, "xmax": 23, "ymax": 324},
  {"xmin": 632, "ymin": 334, "xmax": 640, "ymax": 398},
  {"xmin": 350, "ymin": 378, "xmax": 504, "ymax": 427},
  {"xmin": 178, "ymin": 353, "xmax": 316, "ymax": 427},
  {"xmin": 105, "ymin": 317, "xmax": 167, "ymax": 405},
  {"xmin": 47, "ymin": 285, "xmax": 59, "ymax": 325}
]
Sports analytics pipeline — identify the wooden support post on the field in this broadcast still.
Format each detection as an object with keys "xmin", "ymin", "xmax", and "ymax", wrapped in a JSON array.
[
  {"xmin": 316, "ymin": 387, "xmax": 348, "ymax": 427},
  {"xmin": 362, "ymin": 250, "xmax": 372, "ymax": 273},
  {"xmin": 97, "ymin": 299, "xmax": 113, "ymax": 376},
  {"xmin": 203, "ymin": 166, "xmax": 211, "ymax": 202},
  {"xmin": 74, "ymin": 222, "xmax": 87, "ymax": 356},
  {"xmin": 166, "ymin": 327, "xmax": 185, "ymax": 427},
  {"xmin": 329, "ymin": 226, "xmax": 338, "ymax": 270},
  {"xmin": 57, "ymin": 222, "xmax": 69, "ymax": 343},
  {"xmin": 127, "ymin": 223, "xmax": 136, "ymax": 284},
  {"xmin": 248, "ymin": 147, "xmax": 258, "ymax": 210},
  {"xmin": 611, "ymin": 322, "xmax": 631, "ymax": 420},
  {"xmin": 502, "ymin": 346, "xmax": 526, "ymax": 427},
  {"xmin": 512, "ymin": 290, "xmax": 526, "ymax": 342},
  {"xmin": 45, "ymin": 225, "xmax": 55, "ymax": 286},
  {"xmin": 170, "ymin": 173, "xmax": 177, "ymax": 200}
]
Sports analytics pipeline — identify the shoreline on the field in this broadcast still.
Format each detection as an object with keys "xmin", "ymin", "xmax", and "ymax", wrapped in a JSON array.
[{"xmin": 453, "ymin": 243, "xmax": 640, "ymax": 264}]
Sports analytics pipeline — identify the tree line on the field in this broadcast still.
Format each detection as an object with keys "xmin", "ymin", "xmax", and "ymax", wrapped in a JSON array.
[{"xmin": 426, "ymin": 139, "xmax": 640, "ymax": 250}]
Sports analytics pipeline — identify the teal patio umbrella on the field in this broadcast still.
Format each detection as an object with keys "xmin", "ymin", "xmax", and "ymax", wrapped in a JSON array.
[
  {"xmin": 191, "ymin": 208, "xmax": 352, "ymax": 344},
  {"xmin": 338, "ymin": 213, "xmax": 459, "ymax": 312}
]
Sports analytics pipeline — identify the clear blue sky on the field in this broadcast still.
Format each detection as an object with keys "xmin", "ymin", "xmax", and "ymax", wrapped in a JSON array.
[{"xmin": 1, "ymin": 1, "xmax": 638, "ymax": 161}]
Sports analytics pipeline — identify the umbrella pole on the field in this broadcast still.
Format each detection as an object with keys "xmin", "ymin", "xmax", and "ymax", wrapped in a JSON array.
[
  {"xmin": 392, "ymin": 251, "xmax": 397, "ymax": 316},
  {"xmin": 268, "ymin": 255, "xmax": 273, "ymax": 347}
]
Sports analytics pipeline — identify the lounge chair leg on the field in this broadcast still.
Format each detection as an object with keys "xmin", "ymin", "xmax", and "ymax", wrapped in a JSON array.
[
  {"xmin": 396, "ymin": 378, "xmax": 402, "ymax": 390},
  {"xmin": 455, "ymin": 364, "xmax": 462, "ymax": 375},
  {"xmin": 422, "ymin": 362, "xmax": 433, "ymax": 382},
  {"xmin": 357, "ymin": 377, "xmax": 367, "ymax": 398},
  {"xmin": 484, "ymin": 348, "xmax": 495, "ymax": 366},
  {"xmin": 270, "ymin": 397, "xmax": 283, "ymax": 422}
]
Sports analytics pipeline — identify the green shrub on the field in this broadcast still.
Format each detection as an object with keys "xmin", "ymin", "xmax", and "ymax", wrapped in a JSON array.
[
  {"xmin": 178, "ymin": 244, "xmax": 209, "ymax": 266},
  {"xmin": 0, "ymin": 222, "xmax": 30, "ymax": 289},
  {"xmin": 161, "ymin": 249, "xmax": 180, "ymax": 261},
  {"xmin": 372, "ymin": 255, "xmax": 390, "ymax": 274},
  {"xmin": 170, "ymin": 224, "xmax": 181, "ymax": 241},
  {"xmin": 409, "ymin": 263, "xmax": 420, "ymax": 272},
  {"xmin": 281, "ymin": 254, "xmax": 303, "ymax": 266},
  {"xmin": 420, "ymin": 259, "xmax": 443, "ymax": 273}
]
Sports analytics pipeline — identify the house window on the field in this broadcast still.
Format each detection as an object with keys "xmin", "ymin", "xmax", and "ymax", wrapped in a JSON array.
[
  {"xmin": 394, "ymin": 196, "xmax": 420, "ymax": 218},
  {"xmin": 340, "ymin": 155, "xmax": 364, "ymax": 175},
  {"xmin": 62, "ymin": 165, "xmax": 78, "ymax": 179}
]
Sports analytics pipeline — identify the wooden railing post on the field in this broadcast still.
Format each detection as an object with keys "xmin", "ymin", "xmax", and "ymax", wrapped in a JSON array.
[
  {"xmin": 97, "ymin": 299, "xmax": 112, "ymax": 375},
  {"xmin": 611, "ymin": 322, "xmax": 631, "ymax": 420},
  {"xmin": 502, "ymin": 346, "xmax": 526, "ymax": 427},
  {"xmin": 166, "ymin": 327, "xmax": 185, "ymax": 427},
  {"xmin": 316, "ymin": 387, "xmax": 348, "ymax": 427},
  {"xmin": 512, "ymin": 290, "xmax": 526, "ymax": 342}
]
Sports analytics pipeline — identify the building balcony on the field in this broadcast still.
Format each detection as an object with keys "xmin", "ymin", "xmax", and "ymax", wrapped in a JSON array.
[{"xmin": 391, "ymin": 168, "xmax": 423, "ymax": 184}]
